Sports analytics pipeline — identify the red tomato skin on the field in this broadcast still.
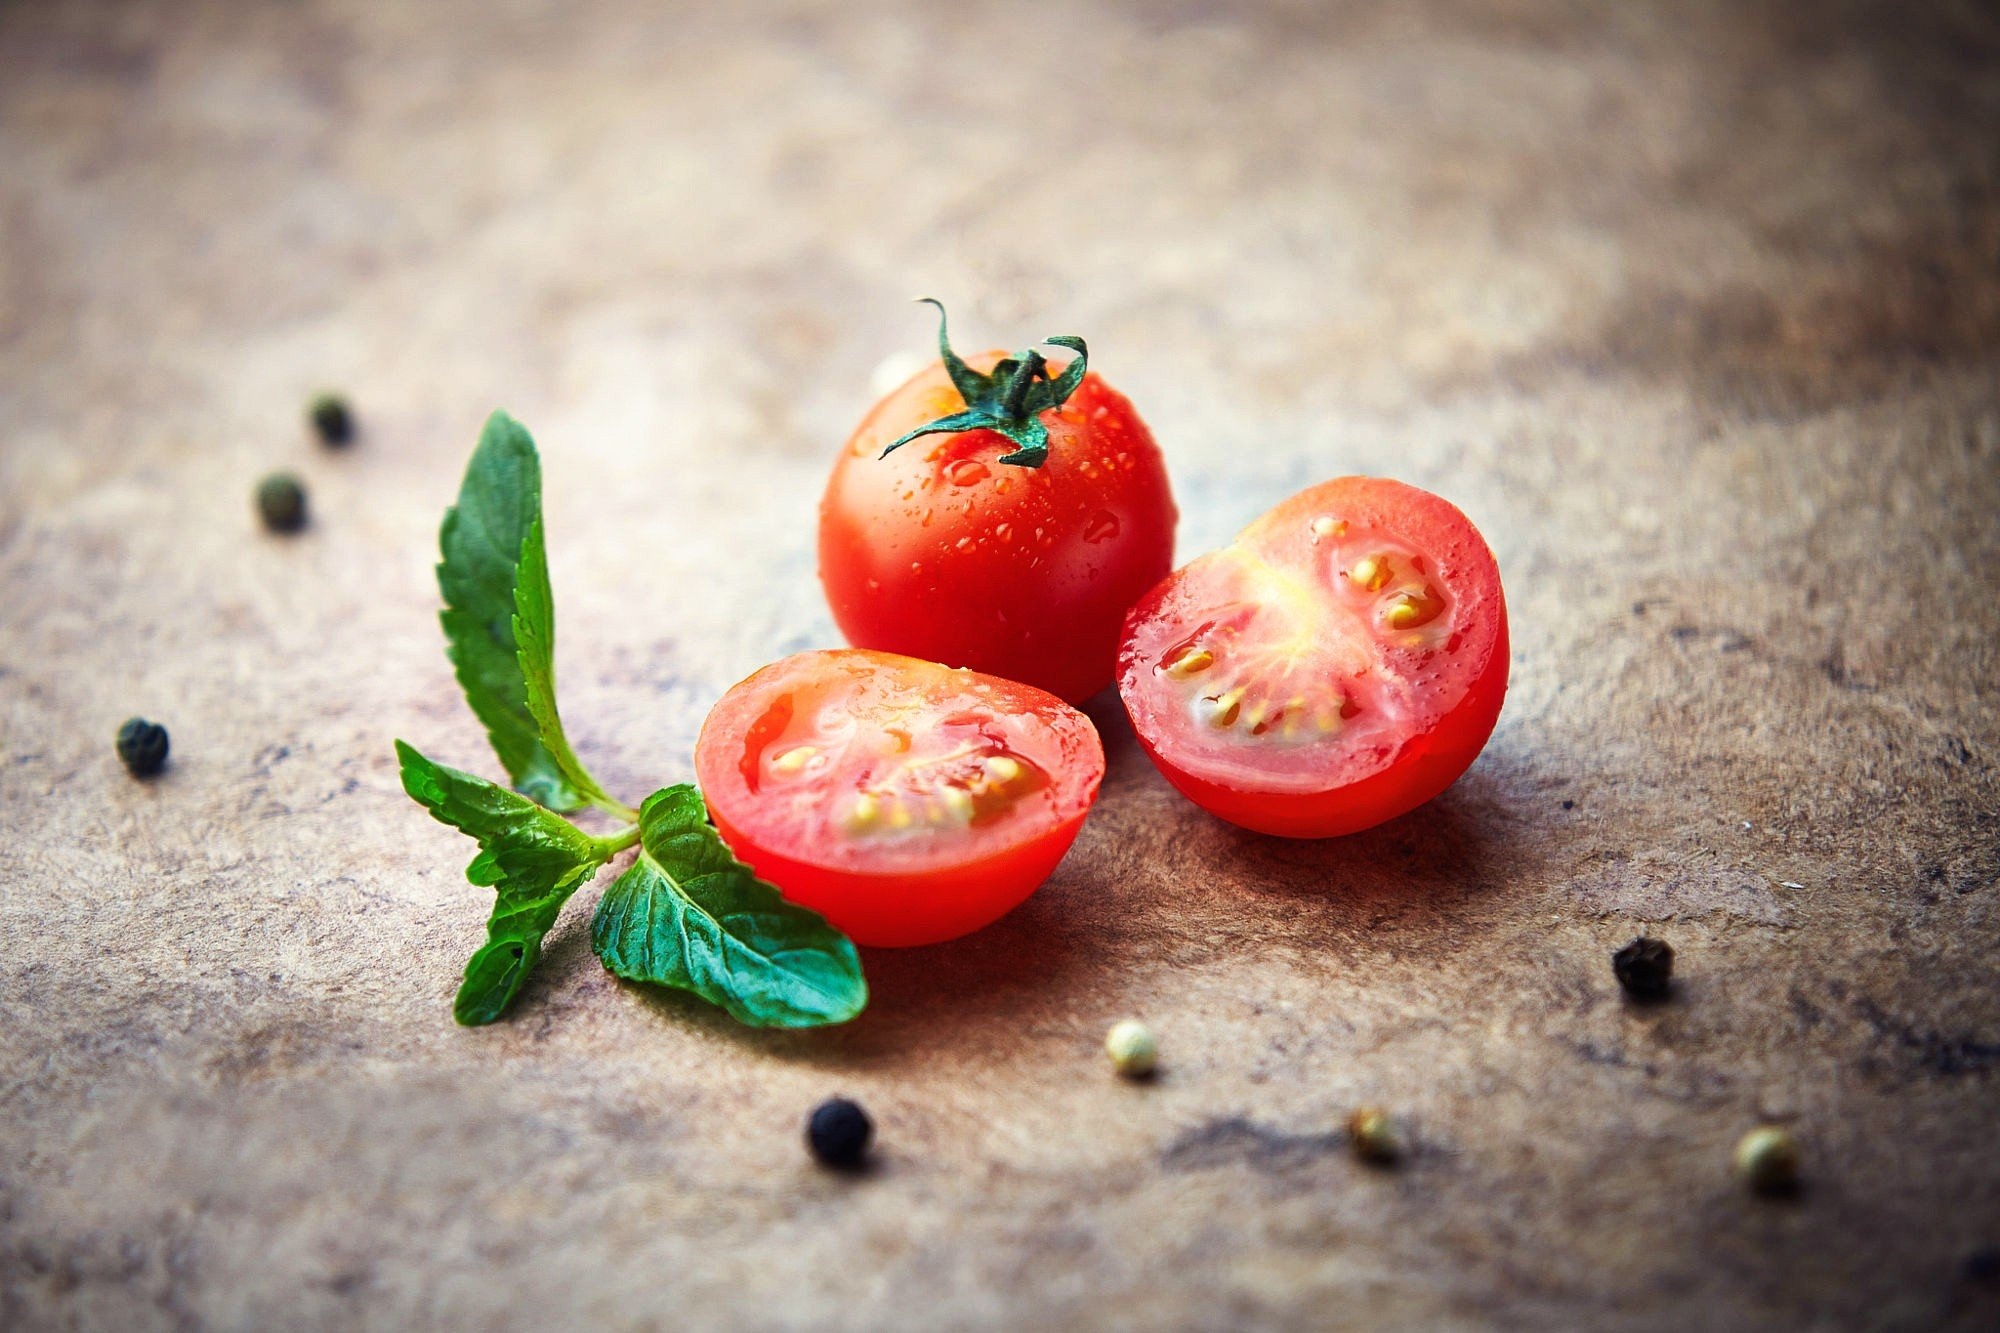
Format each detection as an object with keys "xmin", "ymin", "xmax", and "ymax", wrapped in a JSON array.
[
  {"xmin": 819, "ymin": 354, "xmax": 1177, "ymax": 704},
  {"xmin": 1117, "ymin": 477, "xmax": 1508, "ymax": 839},
  {"xmin": 704, "ymin": 805, "xmax": 1089, "ymax": 948},
  {"xmin": 694, "ymin": 649, "xmax": 1105, "ymax": 947}
]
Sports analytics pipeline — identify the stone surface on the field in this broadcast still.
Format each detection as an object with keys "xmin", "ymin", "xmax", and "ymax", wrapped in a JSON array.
[{"xmin": 3, "ymin": 1, "xmax": 1998, "ymax": 1328}]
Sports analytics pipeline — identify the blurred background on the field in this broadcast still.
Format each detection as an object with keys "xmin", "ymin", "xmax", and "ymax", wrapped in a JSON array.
[
  {"xmin": 7, "ymin": 0, "xmax": 1993, "ymax": 768},
  {"xmin": 2, "ymin": 2, "xmax": 1996, "ymax": 1328}
]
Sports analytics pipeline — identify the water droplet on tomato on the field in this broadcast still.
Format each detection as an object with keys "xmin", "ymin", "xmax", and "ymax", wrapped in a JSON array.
[
  {"xmin": 1083, "ymin": 510, "xmax": 1120, "ymax": 544},
  {"xmin": 946, "ymin": 459, "xmax": 989, "ymax": 487},
  {"xmin": 994, "ymin": 523, "xmax": 1013, "ymax": 544}
]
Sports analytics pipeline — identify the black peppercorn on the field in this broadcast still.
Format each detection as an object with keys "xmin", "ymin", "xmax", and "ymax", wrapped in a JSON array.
[
  {"xmin": 257, "ymin": 472, "xmax": 308, "ymax": 533},
  {"xmin": 308, "ymin": 392, "xmax": 354, "ymax": 446},
  {"xmin": 806, "ymin": 1097, "xmax": 873, "ymax": 1170},
  {"xmin": 115, "ymin": 717, "xmax": 170, "ymax": 778},
  {"xmin": 1612, "ymin": 936, "xmax": 1674, "ymax": 1000}
]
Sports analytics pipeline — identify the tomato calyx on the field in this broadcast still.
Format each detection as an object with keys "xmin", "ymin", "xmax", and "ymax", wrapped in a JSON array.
[{"xmin": 877, "ymin": 298, "xmax": 1088, "ymax": 468}]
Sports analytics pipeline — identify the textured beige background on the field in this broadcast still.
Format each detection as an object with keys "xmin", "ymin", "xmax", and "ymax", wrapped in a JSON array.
[{"xmin": 3, "ymin": 1, "xmax": 1998, "ymax": 1328}]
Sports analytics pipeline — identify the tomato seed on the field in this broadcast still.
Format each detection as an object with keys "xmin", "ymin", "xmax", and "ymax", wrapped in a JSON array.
[
  {"xmin": 1162, "ymin": 645, "xmax": 1214, "ymax": 677},
  {"xmin": 1208, "ymin": 690, "xmax": 1244, "ymax": 727},
  {"xmin": 770, "ymin": 745, "xmax": 818, "ymax": 774}
]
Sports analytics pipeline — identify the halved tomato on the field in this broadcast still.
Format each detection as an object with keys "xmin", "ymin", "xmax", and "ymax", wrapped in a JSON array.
[
  {"xmin": 695, "ymin": 649, "xmax": 1105, "ymax": 946},
  {"xmin": 1116, "ymin": 477, "xmax": 1508, "ymax": 838}
]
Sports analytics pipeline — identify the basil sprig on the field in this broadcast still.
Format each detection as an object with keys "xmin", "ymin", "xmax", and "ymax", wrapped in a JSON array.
[
  {"xmin": 594, "ymin": 787, "xmax": 865, "ymax": 1027},
  {"xmin": 397, "ymin": 412, "xmax": 866, "ymax": 1028},
  {"xmin": 436, "ymin": 412, "xmax": 585, "ymax": 812}
]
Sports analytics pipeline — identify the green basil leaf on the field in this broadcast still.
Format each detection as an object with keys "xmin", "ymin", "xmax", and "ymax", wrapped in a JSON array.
[
  {"xmin": 591, "ymin": 786, "xmax": 867, "ymax": 1028},
  {"xmin": 396, "ymin": 739, "xmax": 615, "ymax": 1025},
  {"xmin": 513, "ymin": 515, "xmax": 622, "ymax": 814},
  {"xmin": 437, "ymin": 410, "xmax": 584, "ymax": 812}
]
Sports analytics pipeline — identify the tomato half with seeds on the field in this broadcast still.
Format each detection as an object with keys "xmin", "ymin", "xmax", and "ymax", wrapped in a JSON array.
[
  {"xmin": 819, "ymin": 302, "xmax": 1177, "ymax": 704},
  {"xmin": 1117, "ymin": 477, "xmax": 1508, "ymax": 838},
  {"xmin": 695, "ymin": 649, "xmax": 1105, "ymax": 947}
]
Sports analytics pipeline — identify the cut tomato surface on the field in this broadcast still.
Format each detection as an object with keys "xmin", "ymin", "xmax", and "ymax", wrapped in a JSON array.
[
  {"xmin": 695, "ymin": 649, "xmax": 1105, "ymax": 946},
  {"xmin": 1117, "ymin": 477, "xmax": 1508, "ymax": 838}
]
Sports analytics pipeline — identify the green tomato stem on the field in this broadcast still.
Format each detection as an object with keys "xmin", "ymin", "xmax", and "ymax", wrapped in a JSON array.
[{"xmin": 876, "ymin": 300, "xmax": 1089, "ymax": 470}]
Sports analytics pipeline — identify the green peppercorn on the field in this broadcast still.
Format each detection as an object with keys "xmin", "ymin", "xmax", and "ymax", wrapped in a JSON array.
[
  {"xmin": 257, "ymin": 472, "xmax": 308, "ymax": 533},
  {"xmin": 1734, "ymin": 1125, "xmax": 1800, "ymax": 1195},
  {"xmin": 1348, "ymin": 1106, "xmax": 1406, "ymax": 1165},
  {"xmin": 806, "ymin": 1097, "xmax": 872, "ymax": 1170},
  {"xmin": 115, "ymin": 717, "xmax": 169, "ymax": 778},
  {"xmin": 1104, "ymin": 1019, "xmax": 1157, "ymax": 1078},
  {"xmin": 308, "ymin": 392, "xmax": 354, "ymax": 446},
  {"xmin": 1612, "ymin": 936, "xmax": 1675, "ymax": 1000}
]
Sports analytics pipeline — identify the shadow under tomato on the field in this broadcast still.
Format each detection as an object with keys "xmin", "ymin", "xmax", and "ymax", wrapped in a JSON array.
[
  {"xmin": 1202, "ymin": 774, "xmax": 1513, "ymax": 905},
  {"xmin": 1074, "ymin": 686, "xmax": 1152, "ymax": 782},
  {"xmin": 1073, "ymin": 760, "xmax": 1538, "ymax": 973},
  {"xmin": 576, "ymin": 754, "xmax": 1534, "ymax": 1064},
  {"xmin": 596, "ymin": 882, "xmax": 1096, "ymax": 1070}
]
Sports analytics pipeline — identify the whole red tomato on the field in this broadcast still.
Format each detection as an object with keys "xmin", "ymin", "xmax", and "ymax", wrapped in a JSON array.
[{"xmin": 818, "ymin": 303, "xmax": 1177, "ymax": 703}]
